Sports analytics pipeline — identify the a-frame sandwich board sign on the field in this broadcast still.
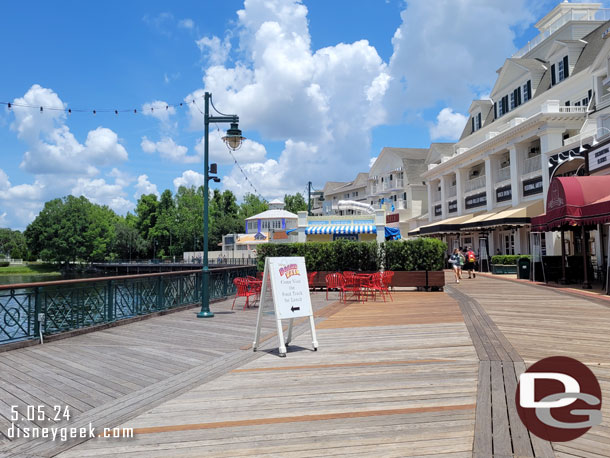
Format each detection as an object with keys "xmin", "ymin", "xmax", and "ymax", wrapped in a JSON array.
[{"xmin": 252, "ymin": 256, "xmax": 318, "ymax": 357}]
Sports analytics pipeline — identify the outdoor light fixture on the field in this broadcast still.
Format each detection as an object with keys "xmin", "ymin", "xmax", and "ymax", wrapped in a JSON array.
[
  {"xmin": 197, "ymin": 92, "xmax": 242, "ymax": 319},
  {"xmin": 222, "ymin": 122, "xmax": 245, "ymax": 151}
]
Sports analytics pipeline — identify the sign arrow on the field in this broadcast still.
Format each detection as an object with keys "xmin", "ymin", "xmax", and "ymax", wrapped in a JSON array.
[{"xmin": 291, "ymin": 306, "xmax": 300, "ymax": 312}]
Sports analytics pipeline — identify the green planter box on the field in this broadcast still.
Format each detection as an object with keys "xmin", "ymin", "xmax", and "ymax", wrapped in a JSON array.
[{"xmin": 491, "ymin": 264, "xmax": 517, "ymax": 274}]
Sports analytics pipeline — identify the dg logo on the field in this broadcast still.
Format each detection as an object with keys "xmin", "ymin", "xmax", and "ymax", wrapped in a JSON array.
[{"xmin": 516, "ymin": 356, "xmax": 602, "ymax": 442}]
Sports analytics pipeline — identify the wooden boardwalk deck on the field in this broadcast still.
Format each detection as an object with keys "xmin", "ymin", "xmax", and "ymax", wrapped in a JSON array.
[
  {"xmin": 2, "ymin": 291, "xmax": 479, "ymax": 457},
  {"xmin": 453, "ymin": 275, "xmax": 610, "ymax": 458},
  {"xmin": 1, "ymin": 273, "xmax": 609, "ymax": 456}
]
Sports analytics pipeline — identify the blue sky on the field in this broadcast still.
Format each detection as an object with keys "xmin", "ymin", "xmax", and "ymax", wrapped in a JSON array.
[{"xmin": 0, "ymin": 0, "xmax": 600, "ymax": 229}]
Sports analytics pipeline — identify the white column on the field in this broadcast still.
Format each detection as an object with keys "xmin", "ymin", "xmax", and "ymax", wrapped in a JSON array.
[
  {"xmin": 514, "ymin": 228, "xmax": 522, "ymax": 255},
  {"xmin": 455, "ymin": 168, "xmax": 465, "ymax": 216},
  {"xmin": 427, "ymin": 182, "xmax": 433, "ymax": 222},
  {"xmin": 509, "ymin": 144, "xmax": 522, "ymax": 207},
  {"xmin": 440, "ymin": 175, "xmax": 449, "ymax": 218},
  {"xmin": 539, "ymin": 129, "xmax": 564, "ymax": 208},
  {"xmin": 375, "ymin": 209, "xmax": 385, "ymax": 243},
  {"xmin": 297, "ymin": 211, "xmax": 307, "ymax": 243},
  {"xmin": 484, "ymin": 157, "xmax": 493, "ymax": 212},
  {"xmin": 539, "ymin": 129, "xmax": 564, "ymax": 256}
]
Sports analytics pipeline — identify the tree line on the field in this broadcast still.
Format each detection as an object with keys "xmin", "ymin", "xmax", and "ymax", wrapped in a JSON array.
[{"xmin": 0, "ymin": 187, "xmax": 308, "ymax": 264}]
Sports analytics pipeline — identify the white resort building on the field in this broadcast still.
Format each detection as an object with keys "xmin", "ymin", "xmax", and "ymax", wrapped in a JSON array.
[{"xmin": 414, "ymin": 2, "xmax": 610, "ymax": 267}]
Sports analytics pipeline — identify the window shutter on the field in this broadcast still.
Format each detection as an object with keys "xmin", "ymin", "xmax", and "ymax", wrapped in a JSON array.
[
  {"xmin": 503, "ymin": 95, "xmax": 508, "ymax": 113},
  {"xmin": 517, "ymin": 87, "xmax": 522, "ymax": 106},
  {"xmin": 477, "ymin": 112, "xmax": 482, "ymax": 128},
  {"xmin": 563, "ymin": 56, "xmax": 569, "ymax": 78},
  {"xmin": 494, "ymin": 102, "xmax": 498, "ymax": 119},
  {"xmin": 472, "ymin": 117, "xmax": 475, "ymax": 132},
  {"xmin": 588, "ymin": 89, "xmax": 592, "ymax": 100},
  {"xmin": 527, "ymin": 80, "xmax": 532, "ymax": 100},
  {"xmin": 551, "ymin": 64, "xmax": 556, "ymax": 85}
]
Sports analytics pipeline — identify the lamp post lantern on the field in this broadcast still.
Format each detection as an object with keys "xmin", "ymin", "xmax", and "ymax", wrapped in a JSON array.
[{"xmin": 197, "ymin": 92, "xmax": 244, "ymax": 318}]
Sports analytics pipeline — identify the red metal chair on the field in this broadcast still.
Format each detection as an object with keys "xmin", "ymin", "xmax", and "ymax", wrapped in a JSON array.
[
  {"xmin": 246, "ymin": 276, "xmax": 262, "ymax": 302},
  {"xmin": 325, "ymin": 273, "xmax": 344, "ymax": 301},
  {"xmin": 381, "ymin": 270, "xmax": 394, "ymax": 301},
  {"xmin": 366, "ymin": 272, "xmax": 386, "ymax": 302},
  {"xmin": 232, "ymin": 277, "xmax": 257, "ymax": 310},
  {"xmin": 307, "ymin": 271, "xmax": 318, "ymax": 290}
]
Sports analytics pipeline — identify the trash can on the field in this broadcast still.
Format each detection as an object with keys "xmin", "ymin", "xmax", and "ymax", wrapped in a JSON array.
[{"xmin": 518, "ymin": 257, "xmax": 530, "ymax": 279}]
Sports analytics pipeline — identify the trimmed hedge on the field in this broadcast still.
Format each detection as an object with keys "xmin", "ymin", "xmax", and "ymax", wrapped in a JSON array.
[
  {"xmin": 256, "ymin": 238, "xmax": 447, "ymax": 272},
  {"xmin": 0, "ymin": 261, "xmax": 9, "ymax": 268},
  {"xmin": 490, "ymin": 255, "xmax": 531, "ymax": 265}
]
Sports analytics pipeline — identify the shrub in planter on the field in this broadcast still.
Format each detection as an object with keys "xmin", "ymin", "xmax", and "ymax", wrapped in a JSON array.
[
  {"xmin": 0, "ymin": 261, "xmax": 9, "ymax": 267},
  {"xmin": 491, "ymin": 255, "xmax": 531, "ymax": 265},
  {"xmin": 382, "ymin": 238, "xmax": 446, "ymax": 271}
]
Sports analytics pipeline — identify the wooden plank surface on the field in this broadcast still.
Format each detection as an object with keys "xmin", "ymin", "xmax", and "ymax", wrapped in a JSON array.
[{"xmin": 15, "ymin": 291, "xmax": 479, "ymax": 457}]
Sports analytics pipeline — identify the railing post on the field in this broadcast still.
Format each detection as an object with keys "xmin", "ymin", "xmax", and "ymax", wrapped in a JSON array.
[
  {"xmin": 107, "ymin": 280, "xmax": 114, "ymax": 321},
  {"xmin": 180, "ymin": 274, "xmax": 184, "ymax": 306},
  {"xmin": 157, "ymin": 275, "xmax": 164, "ymax": 310},
  {"xmin": 33, "ymin": 286, "xmax": 41, "ymax": 340}
]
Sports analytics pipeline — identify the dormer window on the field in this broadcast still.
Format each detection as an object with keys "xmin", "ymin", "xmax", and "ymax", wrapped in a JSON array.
[
  {"xmin": 523, "ymin": 80, "xmax": 532, "ymax": 102},
  {"xmin": 552, "ymin": 56, "xmax": 569, "ymax": 86},
  {"xmin": 471, "ymin": 112, "xmax": 482, "ymax": 131}
]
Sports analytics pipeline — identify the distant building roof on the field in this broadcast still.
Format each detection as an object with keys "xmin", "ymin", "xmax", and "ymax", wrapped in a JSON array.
[{"xmin": 245, "ymin": 209, "xmax": 298, "ymax": 221}]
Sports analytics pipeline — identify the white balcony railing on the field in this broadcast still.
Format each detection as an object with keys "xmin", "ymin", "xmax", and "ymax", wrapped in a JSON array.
[
  {"xmin": 496, "ymin": 166, "xmax": 511, "ymax": 183},
  {"xmin": 447, "ymin": 185, "xmax": 457, "ymax": 198},
  {"xmin": 465, "ymin": 175, "xmax": 486, "ymax": 193},
  {"xmin": 523, "ymin": 155, "xmax": 542, "ymax": 175},
  {"xmin": 513, "ymin": 8, "xmax": 610, "ymax": 58}
]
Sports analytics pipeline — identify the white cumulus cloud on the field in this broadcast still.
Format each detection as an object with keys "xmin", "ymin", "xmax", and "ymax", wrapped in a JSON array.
[
  {"xmin": 173, "ymin": 170, "xmax": 205, "ymax": 189},
  {"xmin": 429, "ymin": 108, "xmax": 468, "ymax": 141},
  {"xmin": 134, "ymin": 175, "xmax": 159, "ymax": 199},
  {"xmin": 141, "ymin": 136, "xmax": 198, "ymax": 163},
  {"xmin": 141, "ymin": 100, "xmax": 176, "ymax": 124},
  {"xmin": 185, "ymin": 0, "xmax": 389, "ymax": 198},
  {"xmin": 12, "ymin": 85, "xmax": 128, "ymax": 175}
]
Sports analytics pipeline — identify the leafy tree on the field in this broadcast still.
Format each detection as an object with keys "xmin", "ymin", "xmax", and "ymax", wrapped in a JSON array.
[
  {"xmin": 135, "ymin": 193, "xmax": 159, "ymax": 253},
  {"xmin": 112, "ymin": 219, "xmax": 149, "ymax": 261},
  {"xmin": 25, "ymin": 195, "xmax": 118, "ymax": 264},
  {"xmin": 0, "ymin": 229, "xmax": 28, "ymax": 259},
  {"xmin": 284, "ymin": 193, "xmax": 308, "ymax": 214},
  {"xmin": 174, "ymin": 186, "xmax": 204, "ymax": 253},
  {"xmin": 209, "ymin": 190, "xmax": 241, "ymax": 250},
  {"xmin": 150, "ymin": 189, "xmax": 176, "ymax": 258}
]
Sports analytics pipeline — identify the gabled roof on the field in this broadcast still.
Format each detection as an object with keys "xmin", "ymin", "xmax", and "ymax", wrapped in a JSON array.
[
  {"xmin": 544, "ymin": 39, "xmax": 585, "ymax": 61},
  {"xmin": 245, "ymin": 209, "xmax": 298, "ymax": 221},
  {"xmin": 467, "ymin": 99, "xmax": 493, "ymax": 115},
  {"xmin": 322, "ymin": 181, "xmax": 347, "ymax": 194},
  {"xmin": 426, "ymin": 143, "xmax": 454, "ymax": 165},
  {"xmin": 459, "ymin": 104, "xmax": 494, "ymax": 141},
  {"xmin": 575, "ymin": 20, "xmax": 610, "ymax": 75},
  {"xmin": 332, "ymin": 173, "xmax": 369, "ymax": 193},
  {"xmin": 382, "ymin": 147, "xmax": 428, "ymax": 160},
  {"xmin": 491, "ymin": 58, "xmax": 547, "ymax": 99}
]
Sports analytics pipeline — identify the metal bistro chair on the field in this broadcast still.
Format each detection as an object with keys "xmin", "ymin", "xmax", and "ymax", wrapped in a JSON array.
[
  {"xmin": 381, "ymin": 270, "xmax": 394, "ymax": 301},
  {"xmin": 366, "ymin": 272, "xmax": 386, "ymax": 302},
  {"xmin": 307, "ymin": 271, "xmax": 318, "ymax": 291},
  {"xmin": 232, "ymin": 277, "xmax": 257, "ymax": 310},
  {"xmin": 246, "ymin": 276, "xmax": 262, "ymax": 302},
  {"xmin": 325, "ymin": 272, "xmax": 344, "ymax": 301}
]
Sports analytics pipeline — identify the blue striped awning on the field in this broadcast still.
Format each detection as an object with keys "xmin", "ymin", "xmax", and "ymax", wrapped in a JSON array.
[{"xmin": 305, "ymin": 225, "xmax": 377, "ymax": 235}]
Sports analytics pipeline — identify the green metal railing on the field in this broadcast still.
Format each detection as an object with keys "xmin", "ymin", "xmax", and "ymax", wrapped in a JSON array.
[{"xmin": 0, "ymin": 266, "xmax": 255, "ymax": 345}]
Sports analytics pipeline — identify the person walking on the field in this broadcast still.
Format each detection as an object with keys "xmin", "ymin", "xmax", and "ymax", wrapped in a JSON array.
[
  {"xmin": 448, "ymin": 248, "xmax": 463, "ymax": 283},
  {"xmin": 464, "ymin": 246, "xmax": 477, "ymax": 278}
]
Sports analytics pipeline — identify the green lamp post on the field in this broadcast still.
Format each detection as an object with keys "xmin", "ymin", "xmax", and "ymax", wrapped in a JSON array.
[{"xmin": 197, "ymin": 92, "xmax": 244, "ymax": 318}]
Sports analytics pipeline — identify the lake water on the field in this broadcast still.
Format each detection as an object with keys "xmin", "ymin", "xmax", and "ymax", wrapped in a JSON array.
[{"xmin": 0, "ymin": 274, "xmax": 63, "ymax": 286}]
